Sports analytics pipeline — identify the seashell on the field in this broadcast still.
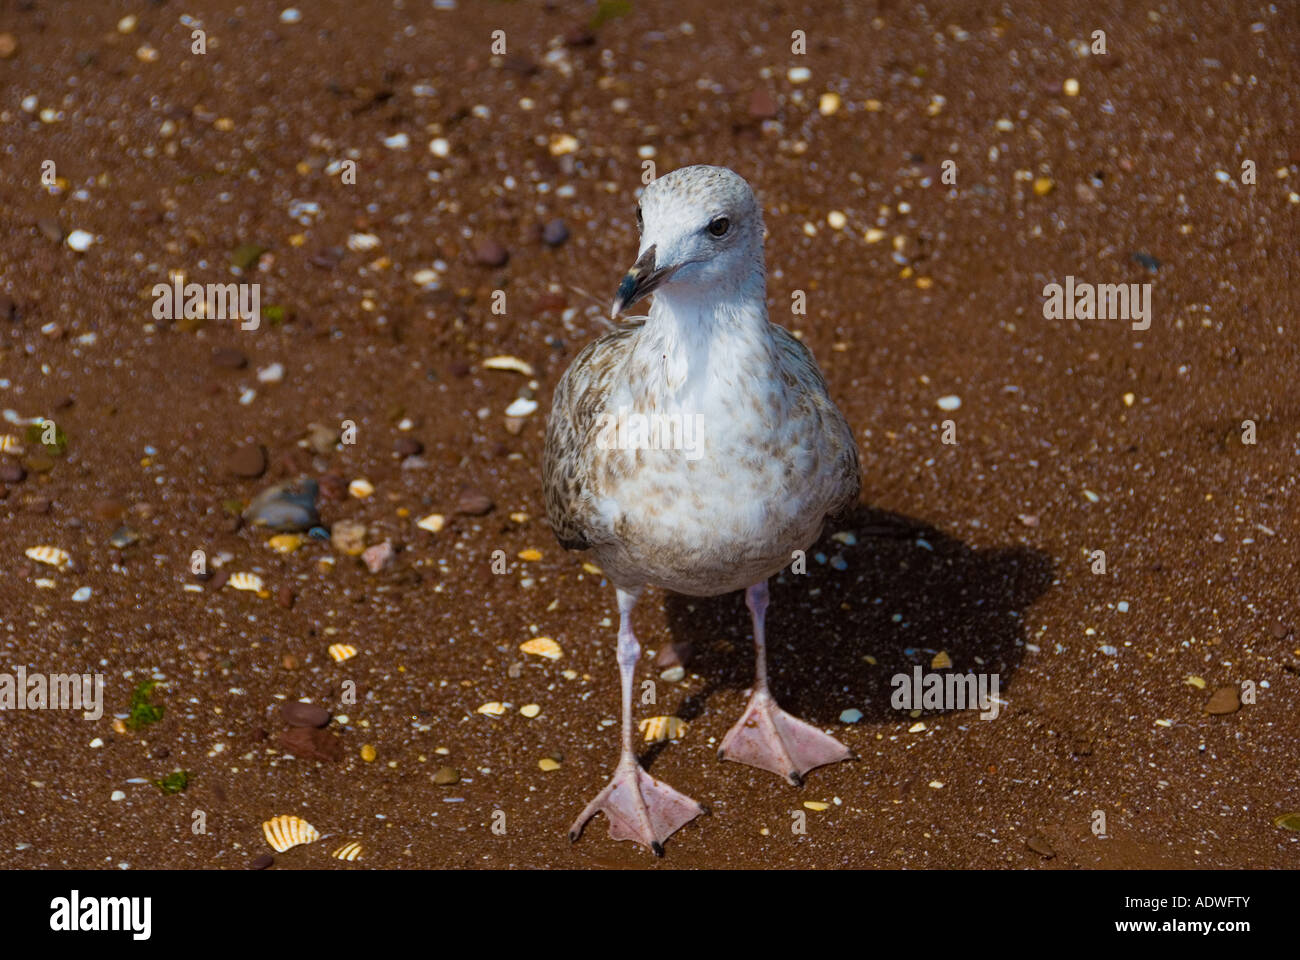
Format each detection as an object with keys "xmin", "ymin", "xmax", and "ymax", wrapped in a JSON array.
[
  {"xmin": 267, "ymin": 534, "xmax": 304, "ymax": 554},
  {"xmin": 328, "ymin": 643, "xmax": 357, "ymax": 663},
  {"xmin": 332, "ymin": 840, "xmax": 364, "ymax": 861},
  {"xmin": 347, "ymin": 478, "xmax": 375, "ymax": 499},
  {"xmin": 538, "ymin": 757, "xmax": 561, "ymax": 772},
  {"xmin": 262, "ymin": 814, "xmax": 320, "ymax": 853},
  {"xmin": 227, "ymin": 572, "xmax": 264, "ymax": 592},
  {"xmin": 639, "ymin": 716, "xmax": 688, "ymax": 743},
  {"xmin": 477, "ymin": 701, "xmax": 506, "ymax": 717},
  {"xmin": 416, "ymin": 513, "xmax": 445, "ymax": 533},
  {"xmin": 504, "ymin": 397, "xmax": 538, "ymax": 418},
  {"xmin": 25, "ymin": 546, "xmax": 71, "ymax": 570},
  {"xmin": 346, "ymin": 232, "xmax": 381, "ymax": 252},
  {"xmin": 517, "ymin": 548, "xmax": 543, "ymax": 562},
  {"xmin": 481, "ymin": 355, "xmax": 535, "ymax": 376},
  {"xmin": 0, "ymin": 434, "xmax": 24, "ymax": 455},
  {"xmin": 519, "ymin": 636, "xmax": 562, "ymax": 660}
]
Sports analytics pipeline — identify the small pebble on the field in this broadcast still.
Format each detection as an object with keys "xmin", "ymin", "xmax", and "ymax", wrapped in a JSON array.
[
  {"xmin": 541, "ymin": 220, "xmax": 569, "ymax": 246},
  {"xmin": 66, "ymin": 230, "xmax": 95, "ymax": 252},
  {"xmin": 1205, "ymin": 686, "xmax": 1240, "ymax": 715},
  {"xmin": 839, "ymin": 708, "xmax": 863, "ymax": 723},
  {"xmin": 936, "ymin": 395, "xmax": 961, "ymax": 411},
  {"xmin": 433, "ymin": 766, "xmax": 460, "ymax": 785}
]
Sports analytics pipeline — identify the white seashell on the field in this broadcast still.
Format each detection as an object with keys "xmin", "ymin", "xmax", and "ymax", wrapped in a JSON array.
[
  {"xmin": 504, "ymin": 398, "xmax": 538, "ymax": 418},
  {"xmin": 262, "ymin": 814, "xmax": 320, "ymax": 853},
  {"xmin": 332, "ymin": 840, "xmax": 364, "ymax": 861},
  {"xmin": 25, "ymin": 546, "xmax": 71, "ymax": 570},
  {"xmin": 348, "ymin": 479, "xmax": 375, "ymax": 499},
  {"xmin": 481, "ymin": 356, "xmax": 535, "ymax": 376},
  {"xmin": 227, "ymin": 572, "xmax": 264, "ymax": 592},
  {"xmin": 0, "ymin": 435, "xmax": 24, "ymax": 455},
  {"xmin": 416, "ymin": 513, "xmax": 445, "ymax": 533},
  {"xmin": 328, "ymin": 643, "xmax": 357, "ymax": 663},
  {"xmin": 477, "ymin": 701, "xmax": 506, "ymax": 717},
  {"xmin": 347, "ymin": 233, "xmax": 381, "ymax": 252}
]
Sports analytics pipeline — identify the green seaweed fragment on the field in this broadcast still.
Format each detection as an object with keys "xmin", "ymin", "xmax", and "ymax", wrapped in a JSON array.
[
  {"xmin": 153, "ymin": 771, "xmax": 190, "ymax": 795},
  {"xmin": 126, "ymin": 679, "xmax": 164, "ymax": 730}
]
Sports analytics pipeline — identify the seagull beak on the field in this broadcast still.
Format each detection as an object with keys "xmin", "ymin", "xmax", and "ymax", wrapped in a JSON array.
[{"xmin": 610, "ymin": 244, "xmax": 676, "ymax": 318}]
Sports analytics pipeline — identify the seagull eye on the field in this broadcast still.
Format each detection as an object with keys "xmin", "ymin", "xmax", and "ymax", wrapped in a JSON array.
[
  {"xmin": 635, "ymin": 206, "xmax": 643, "ymax": 229},
  {"xmin": 707, "ymin": 216, "xmax": 730, "ymax": 238}
]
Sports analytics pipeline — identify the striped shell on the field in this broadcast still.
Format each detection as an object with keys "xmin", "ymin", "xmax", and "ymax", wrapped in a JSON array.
[
  {"xmin": 332, "ymin": 840, "xmax": 364, "ymax": 861},
  {"xmin": 25, "ymin": 546, "xmax": 71, "ymax": 570},
  {"xmin": 262, "ymin": 814, "xmax": 320, "ymax": 853},
  {"xmin": 0, "ymin": 434, "xmax": 25, "ymax": 455},
  {"xmin": 328, "ymin": 643, "xmax": 357, "ymax": 663},
  {"xmin": 519, "ymin": 636, "xmax": 562, "ymax": 660},
  {"xmin": 639, "ymin": 716, "xmax": 688, "ymax": 743},
  {"xmin": 227, "ymin": 571, "xmax": 264, "ymax": 592}
]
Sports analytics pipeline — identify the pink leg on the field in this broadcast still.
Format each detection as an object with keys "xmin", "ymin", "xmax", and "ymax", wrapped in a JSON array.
[
  {"xmin": 569, "ymin": 586, "xmax": 706, "ymax": 855},
  {"xmin": 719, "ymin": 580, "xmax": 853, "ymax": 785}
]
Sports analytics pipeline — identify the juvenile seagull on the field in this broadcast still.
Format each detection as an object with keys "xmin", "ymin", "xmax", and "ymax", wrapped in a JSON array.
[{"xmin": 544, "ymin": 165, "xmax": 860, "ymax": 854}]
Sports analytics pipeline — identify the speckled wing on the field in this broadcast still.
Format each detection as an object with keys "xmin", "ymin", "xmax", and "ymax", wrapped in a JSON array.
[
  {"xmin": 771, "ymin": 324, "xmax": 861, "ymax": 517},
  {"xmin": 543, "ymin": 321, "xmax": 645, "ymax": 552}
]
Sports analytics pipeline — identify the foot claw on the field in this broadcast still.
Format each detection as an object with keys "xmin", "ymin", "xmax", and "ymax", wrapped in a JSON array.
[
  {"xmin": 569, "ymin": 761, "xmax": 703, "ymax": 854},
  {"xmin": 720, "ymin": 690, "xmax": 852, "ymax": 783}
]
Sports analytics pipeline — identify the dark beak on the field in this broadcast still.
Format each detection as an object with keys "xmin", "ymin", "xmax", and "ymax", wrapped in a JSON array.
[{"xmin": 610, "ymin": 244, "xmax": 676, "ymax": 318}]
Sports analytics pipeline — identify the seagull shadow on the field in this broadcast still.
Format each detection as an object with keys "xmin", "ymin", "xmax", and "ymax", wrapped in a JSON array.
[{"xmin": 644, "ymin": 505, "xmax": 1054, "ymax": 760}]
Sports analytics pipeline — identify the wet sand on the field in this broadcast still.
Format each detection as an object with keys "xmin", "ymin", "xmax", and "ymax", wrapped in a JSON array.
[{"xmin": 0, "ymin": 1, "xmax": 1297, "ymax": 869}]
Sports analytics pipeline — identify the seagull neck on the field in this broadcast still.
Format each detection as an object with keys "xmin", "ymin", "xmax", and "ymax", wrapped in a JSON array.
[{"xmin": 638, "ymin": 286, "xmax": 771, "ymax": 395}]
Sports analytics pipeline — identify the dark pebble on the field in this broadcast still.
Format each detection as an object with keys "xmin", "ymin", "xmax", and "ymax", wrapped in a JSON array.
[
  {"xmin": 211, "ymin": 346, "xmax": 248, "ymax": 369},
  {"xmin": 277, "ymin": 585, "xmax": 295, "ymax": 609},
  {"xmin": 24, "ymin": 496, "xmax": 51, "ymax": 514},
  {"xmin": 0, "ymin": 295, "xmax": 15, "ymax": 322},
  {"xmin": 433, "ymin": 766, "xmax": 460, "ymax": 785},
  {"xmin": 0, "ymin": 461, "xmax": 26, "ymax": 484},
  {"xmin": 250, "ymin": 854, "xmax": 274, "ymax": 870},
  {"xmin": 36, "ymin": 217, "xmax": 64, "ymax": 243},
  {"xmin": 226, "ymin": 443, "xmax": 268, "ymax": 478},
  {"xmin": 394, "ymin": 436, "xmax": 424, "ymax": 458},
  {"xmin": 22, "ymin": 455, "xmax": 55, "ymax": 474},
  {"xmin": 655, "ymin": 641, "xmax": 693, "ymax": 669},
  {"xmin": 1269, "ymin": 621, "xmax": 1290, "ymax": 639},
  {"xmin": 208, "ymin": 569, "xmax": 230, "ymax": 590},
  {"xmin": 448, "ymin": 361, "xmax": 471, "ymax": 378},
  {"xmin": 473, "ymin": 239, "xmax": 509, "ymax": 267},
  {"xmin": 456, "ymin": 487, "xmax": 494, "ymax": 516},
  {"xmin": 541, "ymin": 219, "xmax": 569, "ymax": 247},
  {"xmin": 278, "ymin": 725, "xmax": 343, "ymax": 762},
  {"xmin": 281, "ymin": 702, "xmax": 331, "ymax": 728},
  {"xmin": 318, "ymin": 473, "xmax": 346, "ymax": 502},
  {"xmin": 748, "ymin": 88, "xmax": 778, "ymax": 119},
  {"xmin": 243, "ymin": 477, "xmax": 320, "ymax": 531},
  {"xmin": 1205, "ymin": 685, "xmax": 1241, "ymax": 715},
  {"xmin": 1130, "ymin": 251, "xmax": 1161, "ymax": 272},
  {"xmin": 1025, "ymin": 836, "xmax": 1056, "ymax": 859}
]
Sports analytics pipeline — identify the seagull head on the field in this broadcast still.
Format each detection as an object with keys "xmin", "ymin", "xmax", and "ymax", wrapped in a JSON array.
[{"xmin": 610, "ymin": 164, "xmax": 765, "ymax": 319}]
